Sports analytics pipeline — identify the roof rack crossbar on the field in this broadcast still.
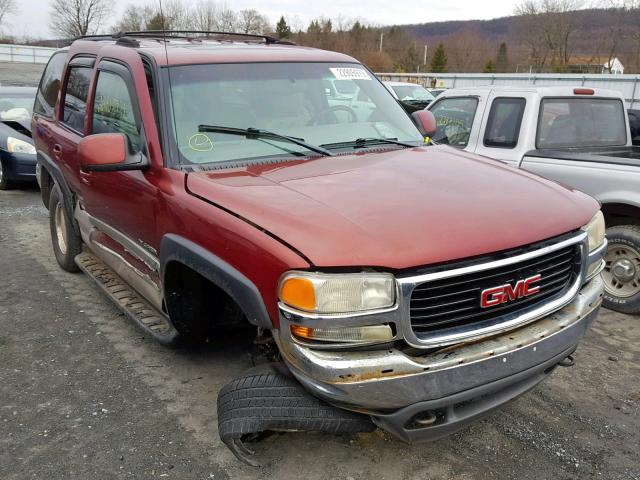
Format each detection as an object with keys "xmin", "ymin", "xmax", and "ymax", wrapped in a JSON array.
[{"xmin": 77, "ymin": 30, "xmax": 295, "ymax": 46}]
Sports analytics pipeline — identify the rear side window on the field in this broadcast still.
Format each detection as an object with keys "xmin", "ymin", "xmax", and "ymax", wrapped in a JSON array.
[
  {"xmin": 92, "ymin": 71, "xmax": 140, "ymax": 151},
  {"xmin": 537, "ymin": 98, "xmax": 627, "ymax": 148},
  {"xmin": 34, "ymin": 52, "xmax": 66, "ymax": 117},
  {"xmin": 62, "ymin": 67, "xmax": 92, "ymax": 134},
  {"xmin": 483, "ymin": 97, "xmax": 526, "ymax": 149},
  {"xmin": 430, "ymin": 97, "xmax": 479, "ymax": 147}
]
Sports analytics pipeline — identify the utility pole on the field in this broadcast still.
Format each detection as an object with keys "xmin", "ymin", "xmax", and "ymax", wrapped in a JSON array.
[
  {"xmin": 423, "ymin": 44, "xmax": 428, "ymax": 65},
  {"xmin": 379, "ymin": 32, "xmax": 384, "ymax": 52}
]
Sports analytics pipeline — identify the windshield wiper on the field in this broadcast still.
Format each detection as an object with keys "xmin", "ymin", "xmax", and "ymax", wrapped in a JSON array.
[
  {"xmin": 321, "ymin": 137, "xmax": 417, "ymax": 149},
  {"xmin": 198, "ymin": 125, "xmax": 333, "ymax": 157}
]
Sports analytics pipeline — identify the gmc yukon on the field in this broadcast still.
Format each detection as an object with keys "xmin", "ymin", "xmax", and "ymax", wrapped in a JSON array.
[{"xmin": 32, "ymin": 32, "xmax": 606, "ymax": 465}]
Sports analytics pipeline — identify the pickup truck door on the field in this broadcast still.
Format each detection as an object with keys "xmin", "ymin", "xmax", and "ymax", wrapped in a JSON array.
[
  {"xmin": 75, "ymin": 59, "xmax": 163, "ymax": 308},
  {"xmin": 473, "ymin": 94, "xmax": 529, "ymax": 166},
  {"xmin": 428, "ymin": 95, "xmax": 485, "ymax": 150}
]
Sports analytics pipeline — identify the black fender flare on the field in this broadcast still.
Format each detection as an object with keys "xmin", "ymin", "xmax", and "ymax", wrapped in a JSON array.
[
  {"xmin": 37, "ymin": 150, "xmax": 79, "ymax": 235},
  {"xmin": 159, "ymin": 234, "xmax": 273, "ymax": 329}
]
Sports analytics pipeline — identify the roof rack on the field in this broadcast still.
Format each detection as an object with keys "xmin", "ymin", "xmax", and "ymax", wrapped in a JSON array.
[{"xmin": 77, "ymin": 30, "xmax": 296, "ymax": 46}]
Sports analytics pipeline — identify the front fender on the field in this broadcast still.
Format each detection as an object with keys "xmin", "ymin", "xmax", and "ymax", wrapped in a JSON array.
[{"xmin": 159, "ymin": 234, "xmax": 272, "ymax": 329}]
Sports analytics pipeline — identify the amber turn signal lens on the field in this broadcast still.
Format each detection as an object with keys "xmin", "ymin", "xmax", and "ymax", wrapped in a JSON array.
[
  {"xmin": 280, "ymin": 277, "xmax": 316, "ymax": 311},
  {"xmin": 290, "ymin": 324, "xmax": 394, "ymax": 343}
]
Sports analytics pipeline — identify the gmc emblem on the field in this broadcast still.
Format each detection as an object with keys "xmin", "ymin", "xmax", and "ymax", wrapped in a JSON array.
[{"xmin": 480, "ymin": 274, "xmax": 542, "ymax": 308}]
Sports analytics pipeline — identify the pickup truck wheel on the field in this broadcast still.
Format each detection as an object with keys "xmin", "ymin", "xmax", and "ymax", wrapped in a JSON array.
[
  {"xmin": 602, "ymin": 225, "xmax": 640, "ymax": 314},
  {"xmin": 49, "ymin": 186, "xmax": 81, "ymax": 272},
  {"xmin": 217, "ymin": 362, "xmax": 375, "ymax": 466}
]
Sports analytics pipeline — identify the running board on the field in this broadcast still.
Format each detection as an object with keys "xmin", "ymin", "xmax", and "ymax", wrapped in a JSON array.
[{"xmin": 75, "ymin": 252, "xmax": 180, "ymax": 345}]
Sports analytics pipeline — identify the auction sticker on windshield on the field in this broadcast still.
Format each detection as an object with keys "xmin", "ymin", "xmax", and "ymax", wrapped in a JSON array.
[{"xmin": 330, "ymin": 67, "xmax": 371, "ymax": 80}]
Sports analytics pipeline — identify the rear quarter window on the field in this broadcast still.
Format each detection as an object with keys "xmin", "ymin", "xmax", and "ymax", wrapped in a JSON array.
[
  {"xmin": 34, "ymin": 52, "xmax": 66, "ymax": 117},
  {"xmin": 483, "ymin": 97, "xmax": 526, "ymax": 149},
  {"xmin": 537, "ymin": 97, "xmax": 627, "ymax": 148}
]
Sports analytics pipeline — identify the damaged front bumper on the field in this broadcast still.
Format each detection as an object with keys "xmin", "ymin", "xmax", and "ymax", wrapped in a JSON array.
[{"xmin": 275, "ymin": 275, "xmax": 603, "ymax": 442}]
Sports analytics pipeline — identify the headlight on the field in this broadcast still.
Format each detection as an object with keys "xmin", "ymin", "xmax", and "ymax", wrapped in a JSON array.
[
  {"xmin": 279, "ymin": 271, "xmax": 395, "ymax": 314},
  {"xmin": 7, "ymin": 137, "xmax": 36, "ymax": 155},
  {"xmin": 581, "ymin": 211, "xmax": 605, "ymax": 252}
]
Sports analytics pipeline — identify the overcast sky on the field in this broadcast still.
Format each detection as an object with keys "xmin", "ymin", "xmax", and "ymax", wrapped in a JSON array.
[{"xmin": 11, "ymin": 0, "xmax": 519, "ymax": 39}]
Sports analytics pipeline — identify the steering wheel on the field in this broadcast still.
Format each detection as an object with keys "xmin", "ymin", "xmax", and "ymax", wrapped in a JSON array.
[
  {"xmin": 329, "ymin": 105, "xmax": 358, "ymax": 123},
  {"xmin": 309, "ymin": 105, "xmax": 358, "ymax": 125}
]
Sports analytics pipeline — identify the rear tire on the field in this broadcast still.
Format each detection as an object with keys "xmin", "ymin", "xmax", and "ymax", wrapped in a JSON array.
[
  {"xmin": 49, "ymin": 185, "xmax": 81, "ymax": 272},
  {"xmin": 0, "ymin": 160, "xmax": 14, "ymax": 190},
  {"xmin": 602, "ymin": 225, "xmax": 640, "ymax": 314}
]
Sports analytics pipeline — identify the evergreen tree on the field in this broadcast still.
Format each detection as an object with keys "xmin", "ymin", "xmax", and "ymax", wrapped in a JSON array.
[
  {"xmin": 496, "ymin": 42, "xmax": 509, "ymax": 72},
  {"xmin": 399, "ymin": 43, "xmax": 419, "ymax": 72},
  {"xmin": 146, "ymin": 13, "xmax": 169, "ymax": 31},
  {"xmin": 430, "ymin": 43, "xmax": 447, "ymax": 73},
  {"xmin": 483, "ymin": 60, "xmax": 496, "ymax": 73},
  {"xmin": 276, "ymin": 16, "xmax": 291, "ymax": 38}
]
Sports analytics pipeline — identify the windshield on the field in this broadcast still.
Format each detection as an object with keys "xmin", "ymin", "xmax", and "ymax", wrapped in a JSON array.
[
  {"xmin": 537, "ymin": 98, "xmax": 627, "ymax": 148},
  {"xmin": 0, "ymin": 94, "xmax": 34, "ymax": 121},
  {"xmin": 167, "ymin": 62, "xmax": 423, "ymax": 165},
  {"xmin": 392, "ymin": 85, "xmax": 435, "ymax": 102}
]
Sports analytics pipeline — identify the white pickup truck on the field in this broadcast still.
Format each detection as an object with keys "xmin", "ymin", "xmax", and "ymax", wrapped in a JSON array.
[{"xmin": 427, "ymin": 86, "xmax": 640, "ymax": 314}]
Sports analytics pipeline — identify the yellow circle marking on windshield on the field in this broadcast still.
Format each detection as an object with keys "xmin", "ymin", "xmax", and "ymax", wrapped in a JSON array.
[{"xmin": 188, "ymin": 133, "xmax": 213, "ymax": 152}]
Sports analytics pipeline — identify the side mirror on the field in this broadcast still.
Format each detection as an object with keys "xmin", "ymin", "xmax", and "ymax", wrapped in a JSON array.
[
  {"xmin": 411, "ymin": 110, "xmax": 437, "ymax": 138},
  {"xmin": 78, "ymin": 133, "xmax": 147, "ymax": 172}
]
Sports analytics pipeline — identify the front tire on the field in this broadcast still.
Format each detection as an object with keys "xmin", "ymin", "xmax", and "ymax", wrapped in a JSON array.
[
  {"xmin": 49, "ymin": 185, "xmax": 81, "ymax": 272},
  {"xmin": 0, "ymin": 160, "xmax": 14, "ymax": 190},
  {"xmin": 602, "ymin": 225, "xmax": 640, "ymax": 314}
]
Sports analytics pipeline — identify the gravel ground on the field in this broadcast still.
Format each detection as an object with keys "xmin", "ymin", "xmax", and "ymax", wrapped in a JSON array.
[{"xmin": 1, "ymin": 188, "xmax": 639, "ymax": 480}]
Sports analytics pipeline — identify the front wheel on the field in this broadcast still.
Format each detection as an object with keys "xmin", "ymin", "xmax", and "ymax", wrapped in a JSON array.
[
  {"xmin": 602, "ymin": 225, "xmax": 640, "ymax": 314},
  {"xmin": 0, "ymin": 160, "xmax": 14, "ymax": 190},
  {"xmin": 49, "ymin": 185, "xmax": 82, "ymax": 272}
]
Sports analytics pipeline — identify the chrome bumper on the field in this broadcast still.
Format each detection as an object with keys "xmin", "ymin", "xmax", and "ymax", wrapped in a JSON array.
[{"xmin": 275, "ymin": 275, "xmax": 603, "ymax": 412}]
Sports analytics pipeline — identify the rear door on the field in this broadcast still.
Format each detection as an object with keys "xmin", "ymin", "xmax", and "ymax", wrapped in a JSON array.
[{"xmin": 39, "ymin": 55, "xmax": 95, "ymax": 195}]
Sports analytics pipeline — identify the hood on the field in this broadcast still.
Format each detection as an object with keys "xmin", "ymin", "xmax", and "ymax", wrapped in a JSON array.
[
  {"xmin": 0, "ymin": 117, "xmax": 32, "ymax": 142},
  {"xmin": 186, "ymin": 146, "xmax": 599, "ymax": 269}
]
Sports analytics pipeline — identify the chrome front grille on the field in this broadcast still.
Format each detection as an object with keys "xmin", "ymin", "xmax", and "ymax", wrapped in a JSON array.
[{"xmin": 399, "ymin": 232, "xmax": 586, "ymax": 347}]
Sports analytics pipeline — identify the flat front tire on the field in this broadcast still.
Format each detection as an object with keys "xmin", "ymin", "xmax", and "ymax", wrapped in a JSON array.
[
  {"xmin": 602, "ymin": 225, "xmax": 640, "ymax": 315},
  {"xmin": 49, "ymin": 186, "xmax": 81, "ymax": 272}
]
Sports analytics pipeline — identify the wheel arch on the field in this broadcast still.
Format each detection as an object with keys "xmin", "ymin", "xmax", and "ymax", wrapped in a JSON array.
[
  {"xmin": 159, "ymin": 234, "xmax": 273, "ymax": 330},
  {"xmin": 601, "ymin": 202, "xmax": 640, "ymax": 228},
  {"xmin": 37, "ymin": 151, "xmax": 79, "ymax": 234}
]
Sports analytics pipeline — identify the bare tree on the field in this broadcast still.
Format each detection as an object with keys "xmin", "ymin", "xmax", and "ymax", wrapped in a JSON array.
[
  {"xmin": 0, "ymin": 0, "xmax": 15, "ymax": 30},
  {"xmin": 447, "ymin": 27, "xmax": 489, "ymax": 72},
  {"xmin": 216, "ymin": 3, "xmax": 237, "ymax": 32},
  {"xmin": 515, "ymin": 0, "xmax": 584, "ymax": 71},
  {"xmin": 193, "ymin": 0, "xmax": 218, "ymax": 31},
  {"xmin": 112, "ymin": 4, "xmax": 156, "ymax": 32},
  {"xmin": 237, "ymin": 9, "xmax": 268, "ymax": 34},
  {"xmin": 50, "ymin": 0, "xmax": 109, "ymax": 37}
]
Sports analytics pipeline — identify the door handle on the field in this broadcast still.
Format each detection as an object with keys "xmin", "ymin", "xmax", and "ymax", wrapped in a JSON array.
[{"xmin": 52, "ymin": 144, "xmax": 62, "ymax": 159}]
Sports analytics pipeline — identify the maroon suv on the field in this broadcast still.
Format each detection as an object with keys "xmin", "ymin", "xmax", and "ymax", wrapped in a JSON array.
[{"xmin": 32, "ymin": 32, "xmax": 607, "ymax": 465}]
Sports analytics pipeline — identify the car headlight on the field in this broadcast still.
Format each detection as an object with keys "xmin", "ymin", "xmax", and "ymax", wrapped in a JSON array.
[
  {"xmin": 279, "ymin": 271, "xmax": 395, "ymax": 314},
  {"xmin": 581, "ymin": 211, "xmax": 605, "ymax": 252},
  {"xmin": 7, "ymin": 137, "xmax": 36, "ymax": 155}
]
